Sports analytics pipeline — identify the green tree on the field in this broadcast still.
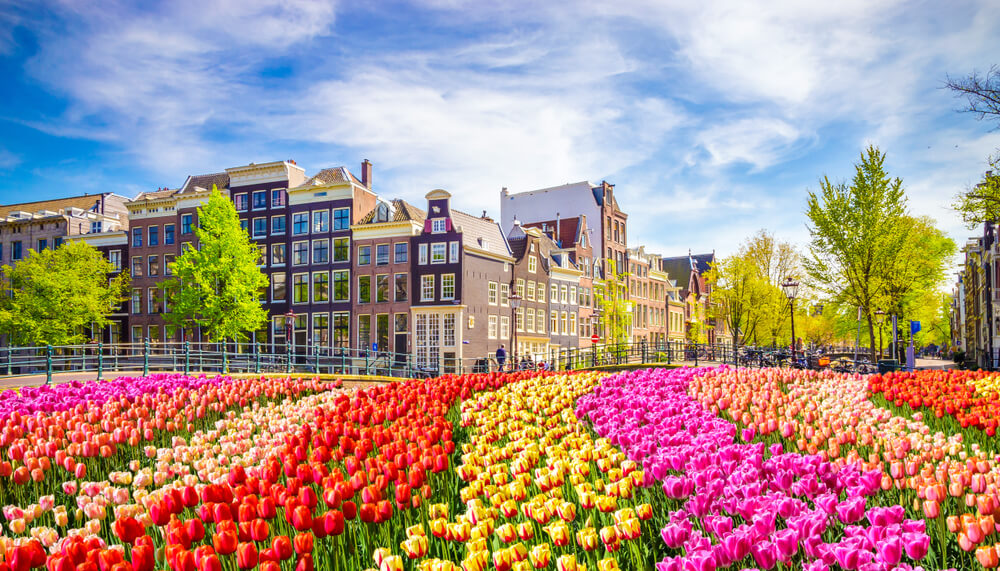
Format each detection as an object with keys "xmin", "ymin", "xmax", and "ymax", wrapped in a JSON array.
[
  {"xmin": 165, "ymin": 186, "xmax": 268, "ymax": 342},
  {"xmin": 804, "ymin": 146, "xmax": 910, "ymax": 360},
  {"xmin": 0, "ymin": 241, "xmax": 129, "ymax": 345},
  {"xmin": 946, "ymin": 66, "xmax": 1000, "ymax": 227},
  {"xmin": 706, "ymin": 253, "xmax": 765, "ymax": 347},
  {"xmin": 953, "ymin": 165, "xmax": 1000, "ymax": 228},
  {"xmin": 595, "ymin": 259, "xmax": 631, "ymax": 345}
]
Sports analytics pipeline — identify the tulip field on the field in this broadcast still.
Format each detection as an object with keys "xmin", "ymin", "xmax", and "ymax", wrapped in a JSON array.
[{"xmin": 4, "ymin": 368, "xmax": 1000, "ymax": 570}]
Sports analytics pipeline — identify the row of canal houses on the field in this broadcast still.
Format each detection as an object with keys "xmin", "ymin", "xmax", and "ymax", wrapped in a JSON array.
[{"xmin": 23, "ymin": 158, "xmax": 723, "ymax": 372}]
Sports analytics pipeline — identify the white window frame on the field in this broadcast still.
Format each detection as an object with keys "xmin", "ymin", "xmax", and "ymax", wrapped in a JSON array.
[
  {"xmin": 526, "ymin": 281, "xmax": 535, "ymax": 301},
  {"xmin": 488, "ymin": 315, "xmax": 498, "ymax": 339},
  {"xmin": 449, "ymin": 241, "xmax": 459, "ymax": 263},
  {"xmin": 528, "ymin": 256, "xmax": 537, "ymax": 273},
  {"xmin": 536, "ymin": 309, "xmax": 545, "ymax": 334},
  {"xmin": 431, "ymin": 243, "xmax": 446, "ymax": 264},
  {"xmin": 421, "ymin": 275, "xmax": 435, "ymax": 301},
  {"xmin": 418, "ymin": 244, "xmax": 428, "ymax": 265},
  {"xmin": 488, "ymin": 282, "xmax": 498, "ymax": 305},
  {"xmin": 431, "ymin": 219, "xmax": 446, "ymax": 233},
  {"xmin": 500, "ymin": 283, "xmax": 509, "ymax": 307},
  {"xmin": 561, "ymin": 285, "xmax": 568, "ymax": 303},
  {"xmin": 441, "ymin": 273, "xmax": 455, "ymax": 300},
  {"xmin": 500, "ymin": 316, "xmax": 510, "ymax": 340}
]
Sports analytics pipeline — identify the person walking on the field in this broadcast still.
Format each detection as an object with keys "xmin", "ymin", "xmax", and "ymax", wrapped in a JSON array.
[{"xmin": 496, "ymin": 344, "xmax": 507, "ymax": 371}]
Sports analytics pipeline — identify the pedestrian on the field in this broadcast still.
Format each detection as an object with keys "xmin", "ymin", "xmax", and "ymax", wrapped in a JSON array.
[{"xmin": 496, "ymin": 344, "xmax": 506, "ymax": 371}]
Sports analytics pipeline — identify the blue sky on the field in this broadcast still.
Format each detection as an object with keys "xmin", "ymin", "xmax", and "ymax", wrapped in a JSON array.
[{"xmin": 1, "ymin": 0, "xmax": 1000, "ymax": 269}]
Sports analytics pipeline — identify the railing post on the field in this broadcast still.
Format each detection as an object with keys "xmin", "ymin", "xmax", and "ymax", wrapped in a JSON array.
[
  {"xmin": 97, "ymin": 343, "xmax": 104, "ymax": 380},
  {"xmin": 365, "ymin": 349, "xmax": 370, "ymax": 374},
  {"xmin": 694, "ymin": 342, "xmax": 699, "ymax": 367},
  {"xmin": 222, "ymin": 341, "xmax": 228, "ymax": 374},
  {"xmin": 286, "ymin": 342, "xmax": 292, "ymax": 375},
  {"xmin": 6, "ymin": 343, "xmax": 11, "ymax": 377},
  {"xmin": 255, "ymin": 343, "xmax": 261, "ymax": 374},
  {"xmin": 314, "ymin": 345, "xmax": 319, "ymax": 374},
  {"xmin": 184, "ymin": 341, "xmax": 191, "ymax": 375},
  {"xmin": 592, "ymin": 345, "xmax": 596, "ymax": 368},
  {"xmin": 143, "ymin": 338, "xmax": 150, "ymax": 376},
  {"xmin": 46, "ymin": 345, "xmax": 53, "ymax": 385}
]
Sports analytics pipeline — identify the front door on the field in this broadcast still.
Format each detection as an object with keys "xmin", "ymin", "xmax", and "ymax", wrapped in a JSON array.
[{"xmin": 394, "ymin": 333, "xmax": 408, "ymax": 365}]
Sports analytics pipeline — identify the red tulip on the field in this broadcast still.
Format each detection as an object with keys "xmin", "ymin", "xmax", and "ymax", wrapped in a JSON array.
[
  {"xmin": 295, "ymin": 554, "xmax": 314, "ymax": 571},
  {"xmin": 197, "ymin": 554, "xmax": 220, "ymax": 571},
  {"xmin": 342, "ymin": 501, "xmax": 357, "ymax": 520},
  {"xmin": 184, "ymin": 519, "xmax": 206, "ymax": 543},
  {"xmin": 250, "ymin": 519, "xmax": 270, "ymax": 542},
  {"xmin": 291, "ymin": 505, "xmax": 312, "ymax": 532},
  {"xmin": 212, "ymin": 531, "xmax": 237, "ymax": 556},
  {"xmin": 271, "ymin": 536, "xmax": 293, "ymax": 561},
  {"xmin": 130, "ymin": 545, "xmax": 154, "ymax": 571},
  {"xmin": 234, "ymin": 544, "xmax": 257, "ymax": 571},
  {"xmin": 293, "ymin": 533, "xmax": 313, "ymax": 556},
  {"xmin": 259, "ymin": 561, "xmax": 280, "ymax": 571}
]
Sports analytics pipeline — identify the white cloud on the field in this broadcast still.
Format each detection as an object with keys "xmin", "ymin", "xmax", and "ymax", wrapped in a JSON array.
[
  {"xmin": 697, "ymin": 118, "xmax": 807, "ymax": 171},
  {"xmin": 0, "ymin": 149, "xmax": 21, "ymax": 170}
]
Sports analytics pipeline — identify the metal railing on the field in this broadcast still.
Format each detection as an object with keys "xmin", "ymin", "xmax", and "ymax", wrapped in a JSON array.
[{"xmin": 0, "ymin": 340, "xmax": 747, "ymax": 384}]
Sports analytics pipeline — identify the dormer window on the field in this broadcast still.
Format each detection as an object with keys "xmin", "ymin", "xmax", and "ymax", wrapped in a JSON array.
[{"xmin": 431, "ymin": 219, "xmax": 446, "ymax": 233}]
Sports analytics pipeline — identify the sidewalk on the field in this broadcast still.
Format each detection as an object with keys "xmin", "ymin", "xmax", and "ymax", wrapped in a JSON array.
[{"xmin": 914, "ymin": 358, "xmax": 955, "ymax": 370}]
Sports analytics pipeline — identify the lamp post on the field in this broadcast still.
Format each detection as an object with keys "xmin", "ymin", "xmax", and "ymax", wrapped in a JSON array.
[
  {"xmin": 510, "ymin": 293, "xmax": 522, "ymax": 370},
  {"xmin": 875, "ymin": 309, "xmax": 886, "ymax": 360},
  {"xmin": 781, "ymin": 278, "xmax": 800, "ymax": 362},
  {"xmin": 284, "ymin": 310, "xmax": 296, "ymax": 371}
]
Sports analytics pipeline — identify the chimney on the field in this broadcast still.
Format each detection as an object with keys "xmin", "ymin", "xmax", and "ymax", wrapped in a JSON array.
[
  {"xmin": 361, "ymin": 159, "xmax": 373, "ymax": 189},
  {"xmin": 555, "ymin": 212, "xmax": 561, "ymax": 248}
]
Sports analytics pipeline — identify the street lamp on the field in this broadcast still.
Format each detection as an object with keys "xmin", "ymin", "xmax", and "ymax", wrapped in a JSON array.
[
  {"xmin": 284, "ymin": 310, "xmax": 296, "ymax": 369},
  {"xmin": 875, "ymin": 309, "xmax": 886, "ymax": 360},
  {"xmin": 781, "ymin": 277, "xmax": 800, "ymax": 362},
  {"xmin": 510, "ymin": 293, "xmax": 522, "ymax": 370}
]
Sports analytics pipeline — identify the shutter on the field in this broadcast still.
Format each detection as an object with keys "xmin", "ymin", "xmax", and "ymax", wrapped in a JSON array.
[
  {"xmin": 424, "ymin": 219, "xmax": 432, "ymax": 232},
  {"xmin": 445, "ymin": 218, "xmax": 453, "ymax": 231}
]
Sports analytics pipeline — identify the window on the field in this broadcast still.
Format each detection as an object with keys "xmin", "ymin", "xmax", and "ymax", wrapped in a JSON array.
[
  {"xmin": 292, "ymin": 241, "xmax": 308, "ymax": 265},
  {"xmin": 449, "ymin": 242, "xmax": 459, "ymax": 263},
  {"xmin": 536, "ymin": 309, "xmax": 545, "ymax": 334},
  {"xmin": 395, "ymin": 273, "xmax": 408, "ymax": 302},
  {"xmin": 421, "ymin": 275, "xmax": 435, "ymax": 301},
  {"xmin": 516, "ymin": 308, "xmax": 524, "ymax": 332},
  {"xmin": 551, "ymin": 284, "xmax": 558, "ymax": 302},
  {"xmin": 90, "ymin": 221, "xmax": 102, "ymax": 234},
  {"xmin": 131, "ymin": 256, "xmax": 143, "ymax": 277},
  {"xmin": 358, "ymin": 275, "xmax": 371, "ymax": 304},
  {"xmin": 395, "ymin": 313, "xmax": 408, "ymax": 334},
  {"xmin": 551, "ymin": 311, "xmax": 558, "ymax": 335},
  {"xmin": 500, "ymin": 283, "xmax": 509, "ymax": 306},
  {"xmin": 164, "ymin": 224, "xmax": 175, "ymax": 245},
  {"xmin": 240, "ymin": 219, "xmax": 249, "ymax": 233},
  {"xmin": 54, "ymin": 237, "xmax": 62, "ymax": 248},
  {"xmin": 333, "ymin": 238, "xmax": 349, "ymax": 262},
  {"xmin": 570, "ymin": 313, "xmax": 578, "ymax": 336},
  {"xmin": 269, "ymin": 215, "xmax": 286, "ymax": 236},
  {"xmin": 418, "ymin": 244, "xmax": 428, "ymax": 265},
  {"xmin": 441, "ymin": 274, "xmax": 455, "ymax": 300},
  {"xmin": 443, "ymin": 314, "xmax": 455, "ymax": 347},
  {"xmin": 525, "ymin": 307, "xmax": 534, "ymax": 332},
  {"xmin": 333, "ymin": 313, "xmax": 349, "ymax": 348},
  {"xmin": 271, "ymin": 189, "xmax": 286, "ymax": 208},
  {"xmin": 164, "ymin": 254, "xmax": 174, "ymax": 276},
  {"xmin": 358, "ymin": 245, "xmax": 371, "ymax": 265},
  {"xmin": 570, "ymin": 287, "xmax": 578, "ymax": 305},
  {"xmin": 358, "ymin": 315, "xmax": 372, "ymax": 350},
  {"xmin": 181, "ymin": 214, "xmax": 193, "ymax": 235},
  {"xmin": 333, "ymin": 270, "xmax": 349, "ymax": 301},
  {"xmin": 394, "ymin": 243, "xmax": 408, "ymax": 263},
  {"xmin": 292, "ymin": 274, "xmax": 309, "ymax": 303},
  {"xmin": 500, "ymin": 316, "xmax": 510, "ymax": 340},
  {"xmin": 258, "ymin": 244, "xmax": 267, "ymax": 267},
  {"xmin": 131, "ymin": 289, "xmax": 141, "ymax": 314},
  {"xmin": 148, "ymin": 226, "xmax": 159, "ymax": 246},
  {"xmin": 312, "ymin": 272, "xmax": 329, "ymax": 302},
  {"xmin": 312, "ymin": 210, "xmax": 329, "ymax": 233},
  {"xmin": 234, "ymin": 194, "xmax": 248, "ymax": 211},
  {"xmin": 109, "ymin": 250, "xmax": 122, "ymax": 272},
  {"xmin": 488, "ymin": 282, "xmax": 498, "ymax": 305},
  {"xmin": 488, "ymin": 316, "xmax": 498, "ymax": 339},
  {"xmin": 147, "ymin": 288, "xmax": 160, "ymax": 313},
  {"xmin": 528, "ymin": 256, "xmax": 537, "ymax": 273},
  {"xmin": 526, "ymin": 281, "xmax": 535, "ymax": 302},
  {"xmin": 272, "ymin": 273, "xmax": 286, "ymax": 302},
  {"xmin": 431, "ymin": 219, "xmax": 446, "ymax": 233},
  {"xmin": 253, "ymin": 191, "xmax": 267, "ymax": 210},
  {"xmin": 376, "ymin": 244, "xmax": 390, "ymax": 266},
  {"xmin": 312, "ymin": 314, "xmax": 329, "ymax": 347},
  {"xmin": 293, "ymin": 213, "xmax": 309, "ymax": 235},
  {"xmin": 516, "ymin": 279, "xmax": 525, "ymax": 298},
  {"xmin": 377, "ymin": 314, "xmax": 390, "ymax": 352},
  {"xmin": 132, "ymin": 227, "xmax": 143, "ymax": 247},
  {"xmin": 561, "ymin": 285, "xmax": 568, "ymax": 303},
  {"xmin": 312, "ymin": 239, "xmax": 329, "ymax": 264},
  {"xmin": 271, "ymin": 244, "xmax": 286, "ymax": 266},
  {"xmin": 561, "ymin": 312, "xmax": 568, "ymax": 336},
  {"xmin": 376, "ymin": 274, "xmax": 389, "ymax": 303},
  {"xmin": 253, "ymin": 218, "xmax": 267, "ymax": 238},
  {"xmin": 333, "ymin": 208, "xmax": 350, "ymax": 231},
  {"xmin": 148, "ymin": 255, "xmax": 159, "ymax": 277},
  {"xmin": 431, "ymin": 243, "xmax": 446, "ymax": 264},
  {"xmin": 37, "ymin": 239, "xmax": 47, "ymax": 252}
]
